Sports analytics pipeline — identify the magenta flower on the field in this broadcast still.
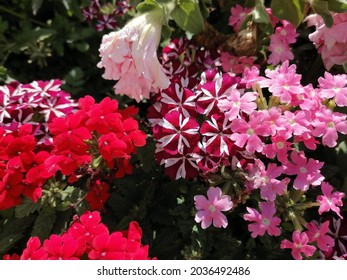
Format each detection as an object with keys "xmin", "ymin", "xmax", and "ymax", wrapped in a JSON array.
[
  {"xmin": 262, "ymin": 135, "xmax": 293, "ymax": 163},
  {"xmin": 306, "ymin": 221, "xmax": 334, "ymax": 252},
  {"xmin": 230, "ymin": 111, "xmax": 272, "ymax": 154},
  {"xmin": 317, "ymin": 182, "xmax": 345, "ymax": 218},
  {"xmin": 228, "ymin": 4, "xmax": 253, "ymax": 32},
  {"xmin": 280, "ymin": 231, "xmax": 316, "ymax": 260},
  {"xmin": 194, "ymin": 187, "xmax": 233, "ymax": 229},
  {"xmin": 243, "ymin": 202, "xmax": 281, "ymax": 238},
  {"xmin": 283, "ymin": 151, "xmax": 324, "ymax": 191},
  {"xmin": 312, "ymin": 106, "xmax": 347, "ymax": 147}
]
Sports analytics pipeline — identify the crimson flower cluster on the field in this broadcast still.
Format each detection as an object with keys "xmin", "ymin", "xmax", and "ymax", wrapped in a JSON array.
[
  {"xmin": 82, "ymin": 0, "xmax": 131, "ymax": 31},
  {"xmin": 3, "ymin": 211, "xmax": 153, "ymax": 260}
]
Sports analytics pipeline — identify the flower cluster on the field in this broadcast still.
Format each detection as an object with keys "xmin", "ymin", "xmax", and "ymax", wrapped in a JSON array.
[
  {"xmin": 306, "ymin": 12, "xmax": 347, "ymax": 70},
  {"xmin": 82, "ymin": 0, "xmax": 132, "ymax": 31},
  {"xmin": 3, "ymin": 211, "xmax": 153, "ymax": 260}
]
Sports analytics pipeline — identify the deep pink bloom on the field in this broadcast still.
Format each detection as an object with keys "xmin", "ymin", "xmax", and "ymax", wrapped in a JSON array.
[
  {"xmin": 228, "ymin": 4, "xmax": 253, "ymax": 32},
  {"xmin": 262, "ymin": 135, "xmax": 293, "ymax": 163},
  {"xmin": 88, "ymin": 232, "xmax": 127, "ymax": 260},
  {"xmin": 280, "ymin": 231, "xmax": 316, "ymax": 260},
  {"xmin": 243, "ymin": 202, "xmax": 281, "ymax": 238},
  {"xmin": 283, "ymin": 151, "xmax": 324, "ymax": 191},
  {"xmin": 306, "ymin": 221, "xmax": 334, "ymax": 252},
  {"xmin": 194, "ymin": 187, "xmax": 233, "ymax": 229},
  {"xmin": 43, "ymin": 234, "xmax": 82, "ymax": 260},
  {"xmin": 20, "ymin": 237, "xmax": 48, "ymax": 260},
  {"xmin": 317, "ymin": 182, "xmax": 345, "ymax": 218}
]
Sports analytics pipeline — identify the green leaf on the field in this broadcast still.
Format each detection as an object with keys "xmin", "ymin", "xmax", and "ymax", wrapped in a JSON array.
[
  {"xmin": 313, "ymin": 0, "xmax": 334, "ymax": 27},
  {"xmin": 32, "ymin": 208, "xmax": 56, "ymax": 241},
  {"xmin": 171, "ymin": 0, "xmax": 205, "ymax": 35},
  {"xmin": 252, "ymin": 0, "xmax": 270, "ymax": 24},
  {"xmin": 0, "ymin": 233, "xmax": 24, "ymax": 254},
  {"xmin": 327, "ymin": 0, "xmax": 347, "ymax": 12},
  {"xmin": 136, "ymin": 0, "xmax": 161, "ymax": 13},
  {"xmin": 15, "ymin": 198, "xmax": 42, "ymax": 218},
  {"xmin": 137, "ymin": 136, "xmax": 157, "ymax": 173},
  {"xmin": 271, "ymin": 0, "xmax": 305, "ymax": 27},
  {"xmin": 32, "ymin": 0, "xmax": 43, "ymax": 15},
  {"xmin": 245, "ymin": 0, "xmax": 256, "ymax": 7}
]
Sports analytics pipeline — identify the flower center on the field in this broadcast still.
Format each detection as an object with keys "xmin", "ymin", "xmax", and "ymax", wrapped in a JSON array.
[
  {"xmin": 333, "ymin": 87, "xmax": 341, "ymax": 93},
  {"xmin": 276, "ymin": 142, "xmax": 284, "ymax": 149},
  {"xmin": 262, "ymin": 218, "xmax": 270, "ymax": 226},
  {"xmin": 300, "ymin": 167, "xmax": 307, "ymax": 173},
  {"xmin": 208, "ymin": 205, "xmax": 216, "ymax": 212},
  {"xmin": 327, "ymin": 122, "xmax": 334, "ymax": 128},
  {"xmin": 247, "ymin": 128, "xmax": 254, "ymax": 135}
]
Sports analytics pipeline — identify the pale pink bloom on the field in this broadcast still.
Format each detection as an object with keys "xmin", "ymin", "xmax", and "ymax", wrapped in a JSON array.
[
  {"xmin": 299, "ymin": 84, "xmax": 324, "ymax": 111},
  {"xmin": 230, "ymin": 111, "xmax": 272, "ymax": 154},
  {"xmin": 283, "ymin": 151, "xmax": 324, "ymax": 191},
  {"xmin": 241, "ymin": 66, "xmax": 265, "ymax": 88},
  {"xmin": 317, "ymin": 182, "xmax": 345, "ymax": 218},
  {"xmin": 318, "ymin": 72, "xmax": 347, "ymax": 107},
  {"xmin": 243, "ymin": 202, "xmax": 281, "ymax": 238},
  {"xmin": 280, "ymin": 110, "xmax": 311, "ymax": 138},
  {"xmin": 306, "ymin": 13, "xmax": 347, "ymax": 70},
  {"xmin": 260, "ymin": 61, "xmax": 305, "ymax": 103},
  {"xmin": 268, "ymin": 37, "xmax": 294, "ymax": 65},
  {"xmin": 312, "ymin": 106, "xmax": 347, "ymax": 147},
  {"xmin": 97, "ymin": 10, "xmax": 170, "ymax": 101},
  {"xmin": 228, "ymin": 4, "xmax": 253, "ymax": 32},
  {"xmin": 218, "ymin": 89, "xmax": 258, "ymax": 121},
  {"xmin": 280, "ymin": 231, "xmax": 316, "ymax": 260},
  {"xmin": 194, "ymin": 187, "xmax": 233, "ymax": 229},
  {"xmin": 306, "ymin": 221, "xmax": 334, "ymax": 252}
]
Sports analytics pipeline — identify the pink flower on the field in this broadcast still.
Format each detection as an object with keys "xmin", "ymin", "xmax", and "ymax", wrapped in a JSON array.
[
  {"xmin": 317, "ymin": 182, "xmax": 345, "ymax": 218},
  {"xmin": 283, "ymin": 151, "xmax": 324, "ymax": 191},
  {"xmin": 312, "ymin": 106, "xmax": 347, "ymax": 147},
  {"xmin": 220, "ymin": 52, "xmax": 257, "ymax": 75},
  {"xmin": 243, "ymin": 202, "xmax": 281, "ymax": 238},
  {"xmin": 228, "ymin": 4, "xmax": 253, "ymax": 32},
  {"xmin": 260, "ymin": 61, "xmax": 305, "ymax": 104},
  {"xmin": 268, "ymin": 37, "xmax": 294, "ymax": 65},
  {"xmin": 262, "ymin": 135, "xmax": 293, "ymax": 163},
  {"xmin": 306, "ymin": 13, "xmax": 347, "ymax": 70},
  {"xmin": 218, "ymin": 88, "xmax": 257, "ymax": 121},
  {"xmin": 230, "ymin": 111, "xmax": 272, "ymax": 154},
  {"xmin": 280, "ymin": 231, "xmax": 316, "ymax": 260},
  {"xmin": 194, "ymin": 187, "xmax": 233, "ymax": 229},
  {"xmin": 97, "ymin": 10, "xmax": 170, "ymax": 101},
  {"xmin": 245, "ymin": 160, "xmax": 287, "ymax": 201},
  {"xmin": 306, "ymin": 221, "xmax": 334, "ymax": 252},
  {"xmin": 318, "ymin": 72, "xmax": 347, "ymax": 107}
]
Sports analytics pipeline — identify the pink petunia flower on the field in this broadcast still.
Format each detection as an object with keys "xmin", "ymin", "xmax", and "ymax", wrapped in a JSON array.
[
  {"xmin": 243, "ymin": 201, "xmax": 281, "ymax": 238},
  {"xmin": 305, "ymin": 221, "xmax": 334, "ymax": 252},
  {"xmin": 280, "ymin": 231, "xmax": 316, "ymax": 260},
  {"xmin": 97, "ymin": 9, "xmax": 170, "ymax": 101},
  {"xmin": 317, "ymin": 182, "xmax": 345, "ymax": 218},
  {"xmin": 283, "ymin": 151, "xmax": 324, "ymax": 191},
  {"xmin": 194, "ymin": 187, "xmax": 233, "ymax": 229}
]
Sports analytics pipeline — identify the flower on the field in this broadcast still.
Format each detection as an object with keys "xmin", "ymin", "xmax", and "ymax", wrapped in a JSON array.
[
  {"xmin": 283, "ymin": 151, "xmax": 324, "ymax": 191},
  {"xmin": 97, "ymin": 9, "xmax": 170, "ymax": 101},
  {"xmin": 194, "ymin": 187, "xmax": 233, "ymax": 229},
  {"xmin": 317, "ymin": 182, "xmax": 345, "ymax": 218},
  {"xmin": 228, "ymin": 4, "xmax": 253, "ymax": 32},
  {"xmin": 280, "ymin": 231, "xmax": 316, "ymax": 260},
  {"xmin": 318, "ymin": 72, "xmax": 347, "ymax": 107},
  {"xmin": 243, "ymin": 201, "xmax": 281, "ymax": 238},
  {"xmin": 305, "ymin": 221, "xmax": 334, "ymax": 252}
]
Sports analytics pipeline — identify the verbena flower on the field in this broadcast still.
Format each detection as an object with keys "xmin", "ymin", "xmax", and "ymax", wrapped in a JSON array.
[
  {"xmin": 317, "ymin": 182, "xmax": 345, "ymax": 218},
  {"xmin": 280, "ymin": 231, "xmax": 316, "ymax": 260},
  {"xmin": 194, "ymin": 187, "xmax": 233, "ymax": 229}
]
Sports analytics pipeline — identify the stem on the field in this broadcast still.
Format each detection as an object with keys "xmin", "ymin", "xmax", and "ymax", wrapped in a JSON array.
[{"xmin": 0, "ymin": 5, "xmax": 47, "ymax": 27}]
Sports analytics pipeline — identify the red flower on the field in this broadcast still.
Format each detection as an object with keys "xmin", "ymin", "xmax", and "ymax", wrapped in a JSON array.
[
  {"xmin": 0, "ymin": 171, "xmax": 25, "ymax": 210},
  {"xmin": 43, "ymin": 234, "xmax": 82, "ymax": 260},
  {"xmin": 88, "ymin": 232, "xmax": 127, "ymax": 260},
  {"xmin": 86, "ymin": 180, "xmax": 110, "ymax": 210},
  {"xmin": 20, "ymin": 237, "xmax": 48, "ymax": 260}
]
